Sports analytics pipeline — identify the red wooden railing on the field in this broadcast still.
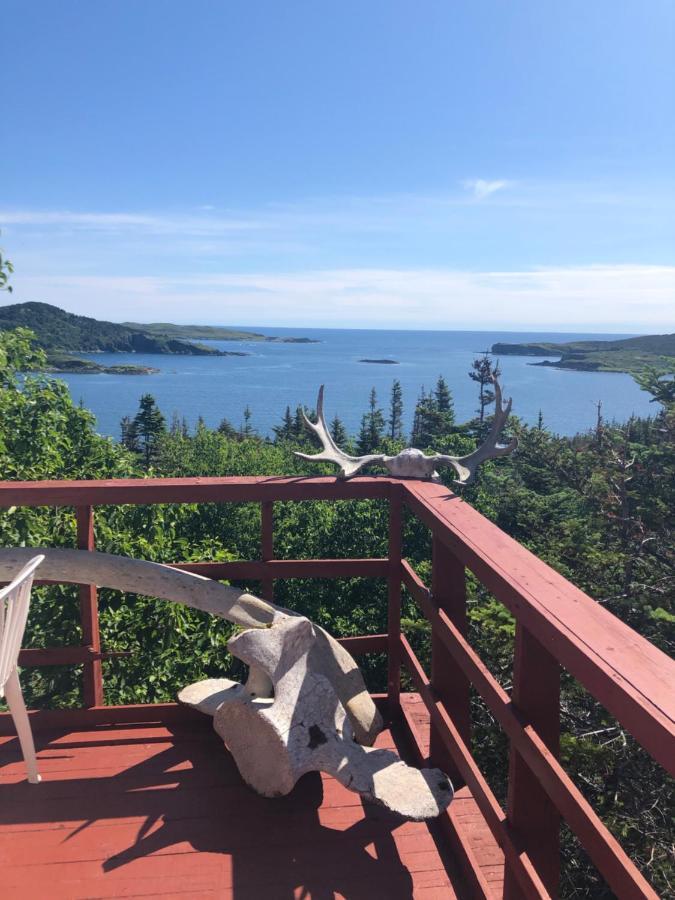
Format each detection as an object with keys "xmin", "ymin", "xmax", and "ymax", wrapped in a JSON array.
[{"xmin": 0, "ymin": 476, "xmax": 673, "ymax": 900}]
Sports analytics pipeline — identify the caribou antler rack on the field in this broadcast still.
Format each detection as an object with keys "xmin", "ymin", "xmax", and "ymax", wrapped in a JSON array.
[{"xmin": 295, "ymin": 377, "xmax": 517, "ymax": 485}]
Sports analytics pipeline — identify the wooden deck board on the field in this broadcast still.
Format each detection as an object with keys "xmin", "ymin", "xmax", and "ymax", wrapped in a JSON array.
[
  {"xmin": 0, "ymin": 706, "xmax": 473, "ymax": 899},
  {"xmin": 402, "ymin": 693, "xmax": 505, "ymax": 898}
]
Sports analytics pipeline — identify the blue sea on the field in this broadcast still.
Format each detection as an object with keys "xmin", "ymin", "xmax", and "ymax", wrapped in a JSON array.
[{"xmin": 57, "ymin": 328, "xmax": 655, "ymax": 440}]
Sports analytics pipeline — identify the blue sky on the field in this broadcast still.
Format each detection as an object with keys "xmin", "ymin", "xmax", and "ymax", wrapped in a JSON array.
[{"xmin": 2, "ymin": 1, "xmax": 674, "ymax": 331}]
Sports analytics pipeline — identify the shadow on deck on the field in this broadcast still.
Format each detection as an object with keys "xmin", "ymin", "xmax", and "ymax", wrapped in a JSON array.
[{"xmin": 0, "ymin": 697, "xmax": 485, "ymax": 899}]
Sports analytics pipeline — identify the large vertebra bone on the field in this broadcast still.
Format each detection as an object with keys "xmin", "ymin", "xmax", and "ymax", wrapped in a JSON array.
[
  {"xmin": 0, "ymin": 548, "xmax": 382, "ymax": 745},
  {"xmin": 296, "ymin": 376, "xmax": 517, "ymax": 484},
  {"xmin": 180, "ymin": 615, "xmax": 454, "ymax": 821}
]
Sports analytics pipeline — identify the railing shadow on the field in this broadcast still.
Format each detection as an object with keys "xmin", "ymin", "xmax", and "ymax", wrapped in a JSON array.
[{"xmin": 0, "ymin": 724, "xmax": 420, "ymax": 898}]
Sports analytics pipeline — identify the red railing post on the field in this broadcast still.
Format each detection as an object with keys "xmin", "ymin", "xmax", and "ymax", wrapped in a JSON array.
[
  {"xmin": 505, "ymin": 624, "xmax": 561, "ymax": 898},
  {"xmin": 387, "ymin": 484, "xmax": 403, "ymax": 718},
  {"xmin": 430, "ymin": 535, "xmax": 471, "ymax": 784},
  {"xmin": 75, "ymin": 505, "xmax": 103, "ymax": 707},
  {"xmin": 261, "ymin": 501, "xmax": 274, "ymax": 602}
]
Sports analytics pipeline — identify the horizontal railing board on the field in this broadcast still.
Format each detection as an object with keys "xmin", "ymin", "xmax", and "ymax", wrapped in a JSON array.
[
  {"xmin": 0, "ymin": 695, "xmax": 390, "ymax": 735},
  {"xmin": 0, "ymin": 475, "xmax": 393, "ymax": 507},
  {"xmin": 401, "ymin": 559, "xmax": 658, "ymax": 900},
  {"xmin": 17, "ymin": 647, "xmax": 130, "ymax": 666},
  {"xmin": 403, "ymin": 481, "xmax": 675, "ymax": 776},
  {"xmin": 14, "ymin": 634, "xmax": 387, "ymax": 669}
]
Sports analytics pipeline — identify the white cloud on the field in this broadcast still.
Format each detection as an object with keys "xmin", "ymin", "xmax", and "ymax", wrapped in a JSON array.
[
  {"xmin": 11, "ymin": 265, "xmax": 675, "ymax": 332},
  {"xmin": 0, "ymin": 209, "xmax": 267, "ymax": 234},
  {"xmin": 461, "ymin": 179, "xmax": 510, "ymax": 200}
]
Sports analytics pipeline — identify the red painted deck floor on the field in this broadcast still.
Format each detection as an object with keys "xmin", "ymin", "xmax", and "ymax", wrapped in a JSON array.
[{"xmin": 0, "ymin": 697, "xmax": 501, "ymax": 899}]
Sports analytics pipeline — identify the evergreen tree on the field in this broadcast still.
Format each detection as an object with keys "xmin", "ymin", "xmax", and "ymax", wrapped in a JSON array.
[
  {"xmin": 120, "ymin": 415, "xmax": 139, "ymax": 453},
  {"xmin": 356, "ymin": 388, "xmax": 385, "ymax": 454},
  {"xmin": 469, "ymin": 353, "xmax": 500, "ymax": 424},
  {"xmin": 217, "ymin": 416, "xmax": 237, "ymax": 438},
  {"xmin": 388, "ymin": 379, "xmax": 404, "ymax": 440},
  {"xmin": 434, "ymin": 375, "xmax": 454, "ymax": 417},
  {"xmin": 330, "ymin": 415, "xmax": 349, "ymax": 446},
  {"xmin": 293, "ymin": 405, "xmax": 307, "ymax": 440},
  {"xmin": 410, "ymin": 386, "xmax": 427, "ymax": 446},
  {"xmin": 169, "ymin": 411, "xmax": 189, "ymax": 437},
  {"xmin": 410, "ymin": 377, "xmax": 455, "ymax": 447},
  {"xmin": 240, "ymin": 405, "xmax": 255, "ymax": 439},
  {"xmin": 273, "ymin": 406, "xmax": 295, "ymax": 442},
  {"xmin": 132, "ymin": 394, "xmax": 166, "ymax": 467}
]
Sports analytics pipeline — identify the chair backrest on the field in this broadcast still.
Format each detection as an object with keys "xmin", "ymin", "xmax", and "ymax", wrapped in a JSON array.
[{"xmin": 0, "ymin": 555, "xmax": 44, "ymax": 694}]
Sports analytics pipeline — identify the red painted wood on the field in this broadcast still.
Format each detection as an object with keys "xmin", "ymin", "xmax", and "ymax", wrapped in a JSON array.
[
  {"xmin": 76, "ymin": 506, "xmax": 103, "ymax": 707},
  {"xmin": 13, "ymin": 635, "xmax": 384, "ymax": 672},
  {"xmin": 505, "ymin": 626, "xmax": 561, "ymax": 899},
  {"xmin": 338, "ymin": 633, "xmax": 388, "ymax": 655},
  {"xmin": 387, "ymin": 485, "xmax": 403, "ymax": 717},
  {"xmin": 398, "ymin": 698, "xmax": 495, "ymax": 900},
  {"xmin": 0, "ymin": 475, "xmax": 394, "ymax": 508},
  {"xmin": 430, "ymin": 537, "xmax": 470, "ymax": 789},
  {"xmin": 168, "ymin": 557, "xmax": 390, "ymax": 579},
  {"xmin": 0, "ymin": 715, "xmax": 461, "ymax": 899},
  {"xmin": 0, "ymin": 475, "xmax": 670, "ymax": 897},
  {"xmin": 403, "ymin": 481, "xmax": 675, "ymax": 777},
  {"xmin": 17, "ymin": 647, "xmax": 129, "ymax": 666},
  {"xmin": 260, "ymin": 500, "xmax": 274, "ymax": 602},
  {"xmin": 404, "ymin": 559, "xmax": 659, "ymax": 899},
  {"xmin": 0, "ymin": 702, "xmax": 205, "ymax": 735},
  {"xmin": 399, "ymin": 635, "xmax": 550, "ymax": 899}
]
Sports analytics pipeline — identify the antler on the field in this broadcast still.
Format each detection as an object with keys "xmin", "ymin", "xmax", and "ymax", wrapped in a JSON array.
[
  {"xmin": 295, "ymin": 385, "xmax": 385, "ymax": 478},
  {"xmin": 434, "ymin": 376, "xmax": 517, "ymax": 485}
]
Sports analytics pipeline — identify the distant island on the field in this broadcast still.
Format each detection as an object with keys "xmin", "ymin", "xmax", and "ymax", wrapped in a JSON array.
[
  {"xmin": 123, "ymin": 321, "xmax": 319, "ymax": 344},
  {"xmin": 359, "ymin": 358, "xmax": 399, "ymax": 365},
  {"xmin": 0, "ymin": 302, "xmax": 313, "ymax": 374},
  {"xmin": 491, "ymin": 333, "xmax": 675, "ymax": 374},
  {"xmin": 44, "ymin": 354, "xmax": 159, "ymax": 375}
]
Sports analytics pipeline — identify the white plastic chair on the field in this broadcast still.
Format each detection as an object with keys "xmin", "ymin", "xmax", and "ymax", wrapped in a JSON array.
[{"xmin": 0, "ymin": 554, "xmax": 44, "ymax": 784}]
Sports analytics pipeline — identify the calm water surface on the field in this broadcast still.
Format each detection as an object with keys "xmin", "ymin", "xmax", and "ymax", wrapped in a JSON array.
[{"xmin": 58, "ymin": 328, "xmax": 654, "ymax": 439}]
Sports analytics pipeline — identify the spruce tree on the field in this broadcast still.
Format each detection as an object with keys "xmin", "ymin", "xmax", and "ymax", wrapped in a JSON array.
[
  {"xmin": 330, "ymin": 415, "xmax": 349, "ymax": 446},
  {"xmin": 434, "ymin": 375, "xmax": 454, "ymax": 418},
  {"xmin": 356, "ymin": 388, "xmax": 385, "ymax": 454},
  {"xmin": 240, "ymin": 405, "xmax": 255, "ymax": 439},
  {"xmin": 120, "ymin": 415, "xmax": 140, "ymax": 453},
  {"xmin": 218, "ymin": 417, "xmax": 237, "ymax": 438},
  {"xmin": 469, "ymin": 353, "xmax": 500, "ymax": 424},
  {"xmin": 273, "ymin": 406, "xmax": 294, "ymax": 442},
  {"xmin": 132, "ymin": 394, "xmax": 166, "ymax": 467},
  {"xmin": 293, "ymin": 405, "xmax": 307, "ymax": 440},
  {"xmin": 388, "ymin": 379, "xmax": 404, "ymax": 440}
]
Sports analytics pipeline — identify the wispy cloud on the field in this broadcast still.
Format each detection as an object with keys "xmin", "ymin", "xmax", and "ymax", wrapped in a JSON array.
[
  {"xmin": 13, "ymin": 265, "xmax": 675, "ymax": 332},
  {"xmin": 0, "ymin": 208, "xmax": 268, "ymax": 234},
  {"xmin": 461, "ymin": 179, "xmax": 511, "ymax": 200},
  {"xmin": 2, "ymin": 185, "xmax": 674, "ymax": 331}
]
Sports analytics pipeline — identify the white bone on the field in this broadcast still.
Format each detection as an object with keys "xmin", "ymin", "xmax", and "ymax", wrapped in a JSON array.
[{"xmin": 180, "ymin": 616, "xmax": 454, "ymax": 820}]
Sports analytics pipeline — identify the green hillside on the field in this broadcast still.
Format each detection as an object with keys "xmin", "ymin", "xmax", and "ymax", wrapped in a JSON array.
[
  {"xmin": 492, "ymin": 333, "xmax": 675, "ymax": 374},
  {"xmin": 0, "ymin": 302, "xmax": 230, "ymax": 356}
]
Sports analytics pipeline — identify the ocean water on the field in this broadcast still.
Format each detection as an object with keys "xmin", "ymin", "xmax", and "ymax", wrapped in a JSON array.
[{"xmin": 56, "ymin": 327, "xmax": 655, "ymax": 440}]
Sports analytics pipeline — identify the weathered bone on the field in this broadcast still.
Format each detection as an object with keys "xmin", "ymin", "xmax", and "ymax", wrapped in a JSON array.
[
  {"xmin": 296, "ymin": 376, "xmax": 517, "ymax": 484},
  {"xmin": 0, "ymin": 548, "xmax": 382, "ymax": 745},
  {"xmin": 180, "ymin": 616, "xmax": 454, "ymax": 820}
]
